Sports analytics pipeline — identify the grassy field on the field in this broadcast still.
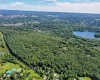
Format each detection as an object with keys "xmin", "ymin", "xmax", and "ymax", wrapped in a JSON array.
[
  {"xmin": 0, "ymin": 62, "xmax": 43, "ymax": 80},
  {"xmin": 0, "ymin": 62, "xmax": 20, "ymax": 74},
  {"xmin": 25, "ymin": 70, "xmax": 43, "ymax": 80},
  {"xmin": 0, "ymin": 32, "xmax": 43, "ymax": 80},
  {"xmin": 78, "ymin": 77, "xmax": 91, "ymax": 80}
]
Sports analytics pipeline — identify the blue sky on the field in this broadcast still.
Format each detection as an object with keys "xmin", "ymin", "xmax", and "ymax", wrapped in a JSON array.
[
  {"xmin": 0, "ymin": 0, "xmax": 100, "ymax": 13},
  {"xmin": 1, "ymin": 0, "xmax": 100, "ymax": 4}
]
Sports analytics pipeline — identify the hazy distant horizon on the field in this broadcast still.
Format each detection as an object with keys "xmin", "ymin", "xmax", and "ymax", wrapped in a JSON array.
[
  {"xmin": 1, "ymin": 9, "xmax": 100, "ymax": 15},
  {"xmin": 0, "ymin": 0, "xmax": 100, "ymax": 14}
]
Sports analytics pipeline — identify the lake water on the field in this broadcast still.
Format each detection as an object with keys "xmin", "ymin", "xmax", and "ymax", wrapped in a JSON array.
[{"xmin": 73, "ymin": 31, "xmax": 96, "ymax": 39}]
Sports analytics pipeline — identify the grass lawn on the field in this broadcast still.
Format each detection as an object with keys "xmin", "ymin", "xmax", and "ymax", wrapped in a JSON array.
[
  {"xmin": 78, "ymin": 77, "xmax": 91, "ymax": 80},
  {"xmin": 0, "ymin": 62, "xmax": 20, "ymax": 74},
  {"xmin": 25, "ymin": 70, "xmax": 43, "ymax": 80},
  {"xmin": 0, "ymin": 62, "xmax": 43, "ymax": 80}
]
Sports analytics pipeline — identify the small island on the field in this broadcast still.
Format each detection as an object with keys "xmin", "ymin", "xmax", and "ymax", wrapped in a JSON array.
[{"xmin": 94, "ymin": 33, "xmax": 100, "ymax": 38}]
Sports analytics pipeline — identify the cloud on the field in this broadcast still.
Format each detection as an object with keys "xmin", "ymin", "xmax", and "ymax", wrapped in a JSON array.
[
  {"xmin": 44, "ymin": 0, "xmax": 57, "ymax": 3},
  {"xmin": 74, "ymin": 0, "xmax": 100, "ymax": 3},
  {"xmin": 55, "ymin": 2, "xmax": 100, "ymax": 13},
  {"xmin": 11, "ymin": 2, "xmax": 25, "ymax": 6},
  {"xmin": 1, "ymin": 2, "xmax": 25, "ymax": 7},
  {"xmin": 42, "ymin": 0, "xmax": 58, "ymax": 5},
  {"xmin": 0, "ymin": 1, "xmax": 100, "ymax": 14}
]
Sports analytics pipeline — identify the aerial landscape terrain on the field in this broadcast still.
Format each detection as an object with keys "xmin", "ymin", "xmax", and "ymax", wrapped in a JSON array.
[
  {"xmin": 0, "ymin": 9, "xmax": 100, "ymax": 80},
  {"xmin": 0, "ymin": 0, "xmax": 100, "ymax": 80}
]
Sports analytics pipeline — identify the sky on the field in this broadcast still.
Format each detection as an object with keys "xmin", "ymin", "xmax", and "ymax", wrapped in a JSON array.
[{"xmin": 0, "ymin": 0, "xmax": 100, "ymax": 14}]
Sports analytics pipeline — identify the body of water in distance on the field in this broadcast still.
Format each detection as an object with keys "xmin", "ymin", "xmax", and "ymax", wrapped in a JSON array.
[{"xmin": 73, "ymin": 31, "xmax": 96, "ymax": 39}]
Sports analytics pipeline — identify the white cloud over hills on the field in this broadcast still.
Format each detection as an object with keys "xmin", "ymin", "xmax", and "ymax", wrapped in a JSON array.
[{"xmin": 0, "ymin": 1, "xmax": 100, "ymax": 14}]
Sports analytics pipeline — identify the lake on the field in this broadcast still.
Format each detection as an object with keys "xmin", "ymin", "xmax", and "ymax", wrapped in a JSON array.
[{"xmin": 73, "ymin": 31, "xmax": 96, "ymax": 39}]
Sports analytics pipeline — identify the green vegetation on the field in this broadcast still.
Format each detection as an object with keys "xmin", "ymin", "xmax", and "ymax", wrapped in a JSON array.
[
  {"xmin": 0, "ymin": 62, "xmax": 20, "ymax": 74},
  {"xmin": 0, "ymin": 31, "xmax": 43, "ymax": 80},
  {"xmin": 0, "ymin": 32, "xmax": 9, "ymax": 55},
  {"xmin": 94, "ymin": 33, "xmax": 100, "ymax": 38},
  {"xmin": 3, "ymin": 29, "xmax": 100, "ymax": 80},
  {"xmin": 0, "ymin": 10, "xmax": 100, "ymax": 80},
  {"xmin": 78, "ymin": 77, "xmax": 91, "ymax": 80}
]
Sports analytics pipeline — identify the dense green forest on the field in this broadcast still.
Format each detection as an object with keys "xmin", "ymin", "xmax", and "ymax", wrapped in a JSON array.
[{"xmin": 0, "ymin": 10, "xmax": 100, "ymax": 80}]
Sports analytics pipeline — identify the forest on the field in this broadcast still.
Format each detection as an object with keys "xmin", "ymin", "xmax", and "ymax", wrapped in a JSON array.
[{"xmin": 0, "ymin": 10, "xmax": 100, "ymax": 80}]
